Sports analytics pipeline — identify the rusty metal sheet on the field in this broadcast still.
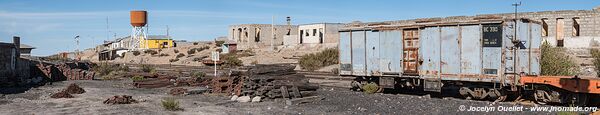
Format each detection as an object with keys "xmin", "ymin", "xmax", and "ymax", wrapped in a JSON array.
[
  {"xmin": 403, "ymin": 29, "xmax": 419, "ymax": 74},
  {"xmin": 366, "ymin": 30, "xmax": 380, "ymax": 76},
  {"xmin": 339, "ymin": 31, "xmax": 352, "ymax": 75},
  {"xmin": 379, "ymin": 30, "xmax": 403, "ymax": 75},
  {"xmin": 351, "ymin": 30, "xmax": 366, "ymax": 76}
]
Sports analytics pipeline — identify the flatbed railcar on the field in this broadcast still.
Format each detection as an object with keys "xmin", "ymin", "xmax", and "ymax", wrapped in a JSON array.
[{"xmin": 338, "ymin": 18, "xmax": 600, "ymax": 106}]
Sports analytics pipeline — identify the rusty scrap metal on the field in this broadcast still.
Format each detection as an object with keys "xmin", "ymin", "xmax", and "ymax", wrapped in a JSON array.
[{"xmin": 103, "ymin": 95, "xmax": 137, "ymax": 104}]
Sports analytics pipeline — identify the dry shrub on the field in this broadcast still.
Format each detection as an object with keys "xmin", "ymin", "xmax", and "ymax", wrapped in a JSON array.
[
  {"xmin": 173, "ymin": 49, "xmax": 179, "ymax": 53},
  {"xmin": 591, "ymin": 48, "xmax": 600, "ymax": 77},
  {"xmin": 299, "ymin": 48, "xmax": 339, "ymax": 71},
  {"xmin": 169, "ymin": 58, "xmax": 179, "ymax": 62},
  {"xmin": 187, "ymin": 49, "xmax": 196, "ymax": 55},
  {"xmin": 161, "ymin": 98, "xmax": 183, "ymax": 111},
  {"xmin": 215, "ymin": 41, "xmax": 225, "ymax": 47},
  {"xmin": 159, "ymin": 53, "xmax": 169, "ymax": 57},
  {"xmin": 362, "ymin": 83, "xmax": 379, "ymax": 94},
  {"xmin": 541, "ymin": 42, "xmax": 577, "ymax": 76},
  {"xmin": 192, "ymin": 71, "xmax": 205, "ymax": 78},
  {"xmin": 132, "ymin": 51, "xmax": 141, "ymax": 56},
  {"xmin": 93, "ymin": 63, "xmax": 129, "ymax": 76},
  {"xmin": 176, "ymin": 53, "xmax": 185, "ymax": 58},
  {"xmin": 221, "ymin": 53, "xmax": 243, "ymax": 67},
  {"xmin": 144, "ymin": 50, "xmax": 158, "ymax": 55},
  {"xmin": 131, "ymin": 75, "xmax": 145, "ymax": 82},
  {"xmin": 141, "ymin": 64, "xmax": 156, "ymax": 73}
]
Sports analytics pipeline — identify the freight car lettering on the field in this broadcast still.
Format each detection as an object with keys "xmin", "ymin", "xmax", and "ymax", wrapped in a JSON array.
[{"xmin": 482, "ymin": 24, "xmax": 502, "ymax": 47}]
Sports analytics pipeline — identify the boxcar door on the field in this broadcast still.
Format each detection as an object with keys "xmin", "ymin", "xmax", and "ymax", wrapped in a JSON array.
[{"xmin": 403, "ymin": 29, "xmax": 419, "ymax": 75}]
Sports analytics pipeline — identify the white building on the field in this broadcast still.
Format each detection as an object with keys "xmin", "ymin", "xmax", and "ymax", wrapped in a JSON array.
[{"xmin": 296, "ymin": 23, "xmax": 345, "ymax": 44}]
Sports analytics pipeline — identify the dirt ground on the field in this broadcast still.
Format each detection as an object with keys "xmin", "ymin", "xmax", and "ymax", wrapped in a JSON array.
[{"xmin": 0, "ymin": 76, "xmax": 583, "ymax": 115}]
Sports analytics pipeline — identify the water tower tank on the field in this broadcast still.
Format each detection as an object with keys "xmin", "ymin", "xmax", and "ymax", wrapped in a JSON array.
[{"xmin": 130, "ymin": 11, "xmax": 147, "ymax": 27}]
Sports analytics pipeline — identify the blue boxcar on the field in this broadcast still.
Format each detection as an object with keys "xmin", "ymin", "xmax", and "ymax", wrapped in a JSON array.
[{"xmin": 340, "ymin": 19, "xmax": 541, "ymax": 90}]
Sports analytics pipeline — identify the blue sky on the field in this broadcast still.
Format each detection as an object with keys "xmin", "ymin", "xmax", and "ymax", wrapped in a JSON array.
[{"xmin": 0, "ymin": 0, "xmax": 598, "ymax": 56}]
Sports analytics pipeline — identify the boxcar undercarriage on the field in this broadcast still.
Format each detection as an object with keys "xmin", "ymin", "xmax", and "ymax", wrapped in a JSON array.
[{"xmin": 350, "ymin": 76, "xmax": 600, "ymax": 106}]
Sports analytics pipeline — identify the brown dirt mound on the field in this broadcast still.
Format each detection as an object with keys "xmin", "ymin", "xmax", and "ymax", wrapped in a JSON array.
[
  {"xmin": 169, "ymin": 88, "xmax": 188, "ymax": 95},
  {"xmin": 65, "ymin": 83, "xmax": 85, "ymax": 94},
  {"xmin": 50, "ymin": 91, "xmax": 74, "ymax": 98},
  {"xmin": 103, "ymin": 95, "xmax": 137, "ymax": 104}
]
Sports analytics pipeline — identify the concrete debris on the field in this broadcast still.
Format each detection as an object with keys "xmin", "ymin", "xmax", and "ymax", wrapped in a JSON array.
[
  {"xmin": 230, "ymin": 95, "xmax": 239, "ymax": 101},
  {"xmin": 236, "ymin": 96, "xmax": 251, "ymax": 102},
  {"xmin": 251, "ymin": 96, "xmax": 261, "ymax": 102},
  {"xmin": 103, "ymin": 95, "xmax": 137, "ymax": 104}
]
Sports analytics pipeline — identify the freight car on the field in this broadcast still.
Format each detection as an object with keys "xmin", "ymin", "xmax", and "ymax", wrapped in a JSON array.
[{"xmin": 339, "ymin": 18, "xmax": 600, "ymax": 106}]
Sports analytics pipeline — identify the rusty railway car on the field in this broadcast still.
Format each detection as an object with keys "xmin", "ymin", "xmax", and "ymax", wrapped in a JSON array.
[{"xmin": 339, "ymin": 18, "xmax": 600, "ymax": 106}]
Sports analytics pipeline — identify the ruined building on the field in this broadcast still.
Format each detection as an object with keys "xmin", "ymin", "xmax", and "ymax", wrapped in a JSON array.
[
  {"xmin": 228, "ymin": 24, "xmax": 299, "ymax": 50},
  {"xmin": 0, "ymin": 36, "xmax": 40, "ymax": 86}
]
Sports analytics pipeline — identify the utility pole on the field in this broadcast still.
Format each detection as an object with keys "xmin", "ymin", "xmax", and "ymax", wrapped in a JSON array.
[
  {"xmin": 271, "ymin": 15, "xmax": 275, "ymax": 52},
  {"xmin": 511, "ymin": 1, "xmax": 521, "ymax": 84},
  {"xmin": 166, "ymin": 25, "xmax": 170, "ymax": 49},
  {"xmin": 106, "ymin": 17, "xmax": 109, "ymax": 41},
  {"xmin": 75, "ymin": 35, "xmax": 80, "ymax": 60}
]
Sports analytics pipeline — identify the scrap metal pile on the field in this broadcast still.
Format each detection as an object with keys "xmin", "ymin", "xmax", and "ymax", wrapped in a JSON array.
[
  {"xmin": 36, "ymin": 60, "xmax": 95, "ymax": 81},
  {"xmin": 125, "ymin": 73, "xmax": 210, "ymax": 88},
  {"xmin": 210, "ymin": 64, "xmax": 319, "ymax": 100},
  {"xmin": 103, "ymin": 95, "xmax": 137, "ymax": 104}
]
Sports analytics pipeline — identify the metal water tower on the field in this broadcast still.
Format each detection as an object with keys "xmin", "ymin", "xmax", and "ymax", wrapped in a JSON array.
[{"xmin": 130, "ymin": 11, "xmax": 148, "ymax": 49}]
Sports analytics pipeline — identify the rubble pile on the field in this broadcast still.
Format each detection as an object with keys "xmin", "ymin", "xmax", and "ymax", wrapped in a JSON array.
[
  {"xmin": 36, "ymin": 61, "xmax": 95, "ymax": 81},
  {"xmin": 103, "ymin": 95, "xmax": 137, "ymax": 104},
  {"xmin": 50, "ymin": 83, "xmax": 85, "ymax": 98},
  {"xmin": 50, "ymin": 91, "xmax": 74, "ymax": 98},
  {"xmin": 64, "ymin": 83, "xmax": 85, "ymax": 94}
]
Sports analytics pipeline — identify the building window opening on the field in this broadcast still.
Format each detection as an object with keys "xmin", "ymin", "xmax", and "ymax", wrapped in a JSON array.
[
  {"xmin": 255, "ymin": 28, "xmax": 261, "ymax": 42},
  {"xmin": 305, "ymin": 29, "xmax": 309, "ymax": 36},
  {"xmin": 541, "ymin": 19, "xmax": 548, "ymax": 37},
  {"xmin": 319, "ymin": 28, "xmax": 323, "ymax": 43},
  {"xmin": 300, "ymin": 30, "xmax": 304, "ymax": 44},
  {"xmin": 573, "ymin": 18, "xmax": 580, "ymax": 37},
  {"xmin": 313, "ymin": 29, "xmax": 317, "ymax": 36},
  {"xmin": 557, "ymin": 40, "xmax": 564, "ymax": 47}
]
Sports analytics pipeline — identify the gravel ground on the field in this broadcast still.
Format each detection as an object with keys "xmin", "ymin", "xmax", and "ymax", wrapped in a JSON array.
[{"xmin": 0, "ymin": 79, "xmax": 593, "ymax": 115}]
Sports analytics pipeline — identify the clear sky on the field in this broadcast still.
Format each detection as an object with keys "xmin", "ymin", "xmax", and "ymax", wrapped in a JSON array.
[{"xmin": 0, "ymin": 0, "xmax": 598, "ymax": 56}]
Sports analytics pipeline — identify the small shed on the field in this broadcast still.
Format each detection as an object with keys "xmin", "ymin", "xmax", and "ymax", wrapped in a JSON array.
[{"xmin": 221, "ymin": 40, "xmax": 237, "ymax": 54}]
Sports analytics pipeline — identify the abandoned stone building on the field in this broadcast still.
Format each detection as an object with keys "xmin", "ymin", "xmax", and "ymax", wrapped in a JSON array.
[
  {"xmin": 294, "ymin": 23, "xmax": 345, "ymax": 45},
  {"xmin": 0, "ymin": 36, "xmax": 40, "ymax": 86},
  {"xmin": 228, "ymin": 24, "xmax": 298, "ymax": 50},
  {"xmin": 370, "ymin": 6, "xmax": 600, "ymax": 48}
]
